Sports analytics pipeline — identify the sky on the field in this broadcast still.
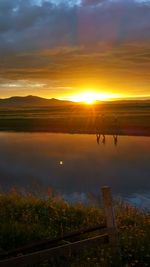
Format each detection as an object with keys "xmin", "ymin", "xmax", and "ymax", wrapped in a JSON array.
[{"xmin": 0, "ymin": 0, "xmax": 150, "ymax": 100}]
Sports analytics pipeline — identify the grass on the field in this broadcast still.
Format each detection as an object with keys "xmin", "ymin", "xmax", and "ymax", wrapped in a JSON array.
[
  {"xmin": 0, "ymin": 103, "xmax": 150, "ymax": 136},
  {"xmin": 0, "ymin": 190, "xmax": 150, "ymax": 266}
]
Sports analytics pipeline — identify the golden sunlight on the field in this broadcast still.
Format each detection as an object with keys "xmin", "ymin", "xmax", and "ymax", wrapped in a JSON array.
[
  {"xmin": 80, "ymin": 92, "xmax": 96, "ymax": 104},
  {"xmin": 70, "ymin": 91, "xmax": 118, "ymax": 104}
]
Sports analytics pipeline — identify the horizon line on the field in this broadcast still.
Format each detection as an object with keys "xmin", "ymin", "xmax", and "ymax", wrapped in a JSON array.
[{"xmin": 0, "ymin": 94, "xmax": 150, "ymax": 103}]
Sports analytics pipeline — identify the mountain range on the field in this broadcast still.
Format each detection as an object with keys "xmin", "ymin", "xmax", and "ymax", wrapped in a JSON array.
[
  {"xmin": 0, "ymin": 95, "xmax": 149, "ymax": 108},
  {"xmin": 0, "ymin": 95, "xmax": 72, "ymax": 107}
]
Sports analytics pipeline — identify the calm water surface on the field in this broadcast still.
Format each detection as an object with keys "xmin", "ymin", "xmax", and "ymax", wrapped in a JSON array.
[{"xmin": 0, "ymin": 132, "xmax": 150, "ymax": 208}]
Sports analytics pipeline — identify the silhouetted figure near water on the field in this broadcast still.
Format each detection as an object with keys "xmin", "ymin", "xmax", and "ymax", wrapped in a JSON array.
[
  {"xmin": 95, "ymin": 134, "xmax": 118, "ymax": 146},
  {"xmin": 96, "ymin": 134, "xmax": 101, "ymax": 144},
  {"xmin": 113, "ymin": 135, "xmax": 118, "ymax": 146},
  {"xmin": 102, "ymin": 134, "xmax": 106, "ymax": 145}
]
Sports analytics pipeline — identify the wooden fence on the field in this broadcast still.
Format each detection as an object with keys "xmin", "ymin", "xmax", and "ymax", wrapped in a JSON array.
[{"xmin": 0, "ymin": 186, "xmax": 122, "ymax": 267}]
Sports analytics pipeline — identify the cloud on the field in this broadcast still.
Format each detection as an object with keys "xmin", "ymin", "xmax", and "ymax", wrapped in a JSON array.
[
  {"xmin": 0, "ymin": 0, "xmax": 150, "ymax": 51},
  {"xmin": 0, "ymin": 0, "xmax": 150, "ymax": 97}
]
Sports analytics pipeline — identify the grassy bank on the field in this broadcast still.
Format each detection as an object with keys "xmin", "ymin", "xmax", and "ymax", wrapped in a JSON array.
[
  {"xmin": 0, "ymin": 191, "xmax": 150, "ymax": 266},
  {"xmin": 0, "ymin": 103, "xmax": 150, "ymax": 136}
]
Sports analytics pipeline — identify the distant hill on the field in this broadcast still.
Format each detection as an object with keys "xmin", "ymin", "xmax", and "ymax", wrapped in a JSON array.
[
  {"xmin": 0, "ymin": 95, "xmax": 73, "ymax": 108},
  {"xmin": 108, "ymin": 99, "xmax": 150, "ymax": 104},
  {"xmin": 0, "ymin": 95, "xmax": 149, "ymax": 108}
]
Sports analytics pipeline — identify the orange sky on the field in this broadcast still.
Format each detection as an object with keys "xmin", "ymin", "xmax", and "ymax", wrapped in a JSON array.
[{"xmin": 0, "ymin": 0, "xmax": 150, "ymax": 100}]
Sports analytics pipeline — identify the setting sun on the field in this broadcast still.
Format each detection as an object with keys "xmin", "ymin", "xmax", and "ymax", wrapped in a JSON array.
[
  {"xmin": 69, "ymin": 91, "xmax": 121, "ymax": 104},
  {"xmin": 69, "ymin": 92, "xmax": 96, "ymax": 104},
  {"xmin": 79, "ymin": 92, "xmax": 97, "ymax": 104}
]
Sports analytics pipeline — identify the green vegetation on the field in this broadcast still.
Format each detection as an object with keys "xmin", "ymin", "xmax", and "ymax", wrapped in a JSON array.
[
  {"xmin": 0, "ymin": 102, "xmax": 150, "ymax": 136},
  {"xmin": 0, "ymin": 191, "xmax": 150, "ymax": 266},
  {"xmin": 0, "ymin": 97, "xmax": 149, "ymax": 135}
]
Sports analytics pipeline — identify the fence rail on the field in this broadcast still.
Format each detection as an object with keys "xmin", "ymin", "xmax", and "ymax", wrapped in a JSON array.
[
  {"xmin": 0, "ymin": 224, "xmax": 106, "ymax": 261},
  {"xmin": 0, "ymin": 186, "xmax": 122, "ymax": 267}
]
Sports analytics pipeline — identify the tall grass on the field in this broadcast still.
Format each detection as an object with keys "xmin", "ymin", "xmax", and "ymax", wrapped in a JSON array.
[{"xmin": 0, "ymin": 190, "xmax": 149, "ymax": 266}]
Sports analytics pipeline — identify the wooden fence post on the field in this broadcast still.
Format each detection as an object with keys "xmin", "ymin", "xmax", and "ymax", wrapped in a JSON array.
[{"xmin": 101, "ymin": 186, "xmax": 121, "ymax": 266}]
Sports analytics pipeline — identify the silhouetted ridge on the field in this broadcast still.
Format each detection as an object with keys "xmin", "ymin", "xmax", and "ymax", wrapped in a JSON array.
[
  {"xmin": 0, "ymin": 96, "xmax": 72, "ymax": 107},
  {"xmin": 0, "ymin": 95, "xmax": 149, "ymax": 108}
]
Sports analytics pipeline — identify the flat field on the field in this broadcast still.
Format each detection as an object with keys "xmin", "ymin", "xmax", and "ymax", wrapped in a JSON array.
[{"xmin": 0, "ymin": 102, "xmax": 149, "ymax": 136}]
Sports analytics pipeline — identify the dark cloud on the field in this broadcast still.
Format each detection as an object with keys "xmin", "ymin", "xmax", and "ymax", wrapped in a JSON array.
[
  {"xmin": 0, "ymin": 0, "xmax": 150, "ymax": 51},
  {"xmin": 0, "ymin": 0, "xmax": 150, "ymax": 97}
]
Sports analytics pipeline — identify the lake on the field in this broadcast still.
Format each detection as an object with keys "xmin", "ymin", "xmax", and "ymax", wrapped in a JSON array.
[{"xmin": 0, "ymin": 132, "xmax": 150, "ymax": 208}]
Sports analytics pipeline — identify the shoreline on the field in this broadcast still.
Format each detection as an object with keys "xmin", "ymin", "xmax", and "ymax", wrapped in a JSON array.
[
  {"xmin": 0, "ymin": 103, "xmax": 149, "ymax": 136},
  {"xmin": 0, "ymin": 121, "xmax": 149, "ymax": 136}
]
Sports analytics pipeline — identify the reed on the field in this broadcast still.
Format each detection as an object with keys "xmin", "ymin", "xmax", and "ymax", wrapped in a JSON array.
[{"xmin": 0, "ymin": 190, "xmax": 149, "ymax": 266}]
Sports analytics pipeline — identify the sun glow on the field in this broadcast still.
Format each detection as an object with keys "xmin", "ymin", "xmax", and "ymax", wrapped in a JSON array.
[{"xmin": 70, "ymin": 91, "xmax": 116, "ymax": 104}]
